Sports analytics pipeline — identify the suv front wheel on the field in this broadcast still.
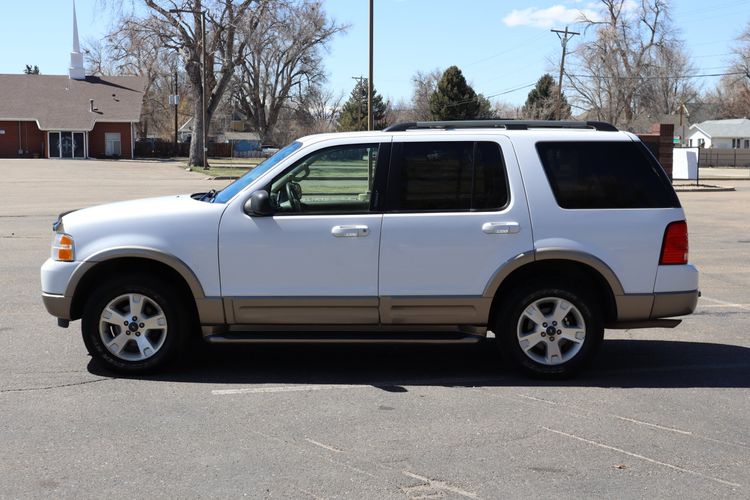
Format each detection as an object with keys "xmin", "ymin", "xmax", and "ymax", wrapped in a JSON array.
[
  {"xmin": 81, "ymin": 275, "xmax": 188, "ymax": 373},
  {"xmin": 496, "ymin": 282, "xmax": 604, "ymax": 378}
]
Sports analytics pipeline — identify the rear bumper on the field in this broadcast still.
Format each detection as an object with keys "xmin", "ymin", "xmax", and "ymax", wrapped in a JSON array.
[
  {"xmin": 42, "ymin": 293, "xmax": 72, "ymax": 320},
  {"xmin": 611, "ymin": 289, "xmax": 699, "ymax": 329},
  {"xmin": 651, "ymin": 290, "xmax": 699, "ymax": 318}
]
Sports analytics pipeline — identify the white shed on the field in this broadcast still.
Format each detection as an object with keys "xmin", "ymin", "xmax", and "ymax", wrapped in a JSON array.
[{"xmin": 687, "ymin": 119, "xmax": 750, "ymax": 149}]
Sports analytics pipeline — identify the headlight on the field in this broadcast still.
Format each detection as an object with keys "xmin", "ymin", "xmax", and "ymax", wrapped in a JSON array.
[{"xmin": 52, "ymin": 233, "xmax": 75, "ymax": 262}]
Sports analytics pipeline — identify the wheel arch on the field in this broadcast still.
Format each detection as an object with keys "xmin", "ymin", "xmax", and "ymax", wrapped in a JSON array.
[
  {"xmin": 485, "ymin": 250, "xmax": 621, "ymax": 325},
  {"xmin": 68, "ymin": 249, "xmax": 204, "ymax": 321}
]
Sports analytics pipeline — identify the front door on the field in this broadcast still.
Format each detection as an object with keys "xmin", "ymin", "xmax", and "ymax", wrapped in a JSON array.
[
  {"xmin": 219, "ymin": 140, "xmax": 387, "ymax": 325},
  {"xmin": 378, "ymin": 136, "xmax": 533, "ymax": 325},
  {"xmin": 48, "ymin": 132, "xmax": 86, "ymax": 158},
  {"xmin": 60, "ymin": 132, "xmax": 73, "ymax": 158}
]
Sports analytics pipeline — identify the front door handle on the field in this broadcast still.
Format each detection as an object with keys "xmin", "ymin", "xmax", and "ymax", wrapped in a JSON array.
[
  {"xmin": 331, "ymin": 225, "xmax": 369, "ymax": 237},
  {"xmin": 482, "ymin": 222, "xmax": 520, "ymax": 234}
]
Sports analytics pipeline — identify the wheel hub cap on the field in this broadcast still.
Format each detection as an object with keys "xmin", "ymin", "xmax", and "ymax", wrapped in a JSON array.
[
  {"xmin": 516, "ymin": 296, "xmax": 586, "ymax": 366},
  {"xmin": 98, "ymin": 293, "xmax": 168, "ymax": 362}
]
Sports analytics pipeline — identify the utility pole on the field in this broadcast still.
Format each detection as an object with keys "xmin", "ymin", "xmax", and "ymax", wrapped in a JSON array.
[
  {"xmin": 173, "ymin": 67, "xmax": 179, "ymax": 155},
  {"xmin": 368, "ymin": 0, "xmax": 374, "ymax": 130},
  {"xmin": 551, "ymin": 26, "xmax": 579, "ymax": 120}
]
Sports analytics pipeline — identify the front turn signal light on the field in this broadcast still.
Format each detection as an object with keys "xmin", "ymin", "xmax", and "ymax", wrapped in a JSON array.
[{"xmin": 52, "ymin": 233, "xmax": 75, "ymax": 262}]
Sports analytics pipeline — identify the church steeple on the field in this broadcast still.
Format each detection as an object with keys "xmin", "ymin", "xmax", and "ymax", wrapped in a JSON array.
[{"xmin": 69, "ymin": 0, "xmax": 86, "ymax": 80}]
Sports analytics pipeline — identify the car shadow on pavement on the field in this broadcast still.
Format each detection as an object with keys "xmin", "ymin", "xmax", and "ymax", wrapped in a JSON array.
[{"xmin": 87, "ymin": 339, "xmax": 750, "ymax": 389}]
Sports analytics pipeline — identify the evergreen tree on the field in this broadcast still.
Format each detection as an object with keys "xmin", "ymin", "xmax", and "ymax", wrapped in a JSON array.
[
  {"xmin": 476, "ymin": 94, "xmax": 495, "ymax": 119},
  {"xmin": 23, "ymin": 65, "xmax": 40, "ymax": 75},
  {"xmin": 522, "ymin": 74, "xmax": 570, "ymax": 120},
  {"xmin": 338, "ymin": 79, "xmax": 388, "ymax": 131},
  {"xmin": 429, "ymin": 66, "xmax": 480, "ymax": 120}
]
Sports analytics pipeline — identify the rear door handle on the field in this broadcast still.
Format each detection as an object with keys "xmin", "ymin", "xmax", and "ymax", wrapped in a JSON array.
[
  {"xmin": 482, "ymin": 222, "xmax": 520, "ymax": 234},
  {"xmin": 331, "ymin": 225, "xmax": 369, "ymax": 237}
]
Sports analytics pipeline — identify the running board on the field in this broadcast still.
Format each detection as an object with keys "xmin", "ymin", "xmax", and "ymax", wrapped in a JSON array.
[
  {"xmin": 204, "ymin": 331, "xmax": 485, "ymax": 345},
  {"xmin": 606, "ymin": 319, "xmax": 682, "ymax": 329}
]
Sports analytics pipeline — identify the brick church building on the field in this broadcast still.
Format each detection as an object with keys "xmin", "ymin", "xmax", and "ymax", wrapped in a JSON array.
[{"xmin": 0, "ymin": 4, "xmax": 144, "ymax": 159}]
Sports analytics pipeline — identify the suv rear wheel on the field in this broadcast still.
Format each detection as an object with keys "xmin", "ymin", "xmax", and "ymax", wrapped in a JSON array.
[
  {"xmin": 496, "ymin": 282, "xmax": 603, "ymax": 378},
  {"xmin": 81, "ymin": 275, "xmax": 188, "ymax": 373}
]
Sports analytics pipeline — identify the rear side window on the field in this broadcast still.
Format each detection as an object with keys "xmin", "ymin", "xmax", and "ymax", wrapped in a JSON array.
[
  {"xmin": 536, "ymin": 141, "xmax": 680, "ymax": 209},
  {"xmin": 388, "ymin": 141, "xmax": 509, "ymax": 211}
]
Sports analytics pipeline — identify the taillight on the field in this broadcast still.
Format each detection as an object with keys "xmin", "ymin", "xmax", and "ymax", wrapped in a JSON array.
[{"xmin": 660, "ymin": 221, "xmax": 688, "ymax": 265}]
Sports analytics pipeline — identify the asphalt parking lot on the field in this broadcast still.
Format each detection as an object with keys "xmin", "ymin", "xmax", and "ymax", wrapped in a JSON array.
[{"xmin": 1, "ymin": 159, "xmax": 748, "ymax": 499}]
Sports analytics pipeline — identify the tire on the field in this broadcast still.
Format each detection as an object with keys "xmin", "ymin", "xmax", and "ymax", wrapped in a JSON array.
[
  {"xmin": 81, "ymin": 274, "xmax": 189, "ymax": 374},
  {"xmin": 495, "ymin": 282, "xmax": 603, "ymax": 378}
]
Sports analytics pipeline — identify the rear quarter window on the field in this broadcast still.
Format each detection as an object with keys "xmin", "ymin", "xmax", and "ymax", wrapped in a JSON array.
[{"xmin": 536, "ymin": 141, "xmax": 680, "ymax": 209}]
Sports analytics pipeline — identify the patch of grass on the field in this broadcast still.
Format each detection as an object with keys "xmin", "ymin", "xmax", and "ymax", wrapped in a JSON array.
[
  {"xmin": 182, "ymin": 157, "xmax": 264, "ymax": 178},
  {"xmin": 197, "ymin": 166, "xmax": 253, "ymax": 179}
]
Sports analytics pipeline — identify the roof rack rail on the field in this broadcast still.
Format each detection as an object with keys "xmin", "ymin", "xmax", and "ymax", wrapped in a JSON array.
[{"xmin": 382, "ymin": 120, "xmax": 618, "ymax": 132}]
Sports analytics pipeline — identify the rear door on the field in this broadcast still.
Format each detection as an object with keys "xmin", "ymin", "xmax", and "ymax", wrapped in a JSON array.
[{"xmin": 378, "ymin": 135, "xmax": 533, "ymax": 325}]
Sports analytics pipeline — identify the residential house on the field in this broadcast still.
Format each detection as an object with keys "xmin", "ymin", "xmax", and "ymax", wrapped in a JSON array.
[{"xmin": 687, "ymin": 118, "xmax": 750, "ymax": 149}]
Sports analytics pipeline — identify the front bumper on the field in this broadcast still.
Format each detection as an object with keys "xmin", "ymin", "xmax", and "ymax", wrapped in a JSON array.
[
  {"xmin": 42, "ymin": 292, "xmax": 72, "ymax": 320},
  {"xmin": 41, "ymin": 258, "xmax": 83, "ymax": 322}
]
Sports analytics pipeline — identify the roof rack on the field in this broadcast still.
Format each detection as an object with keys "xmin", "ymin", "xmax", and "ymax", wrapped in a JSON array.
[{"xmin": 382, "ymin": 120, "xmax": 618, "ymax": 132}]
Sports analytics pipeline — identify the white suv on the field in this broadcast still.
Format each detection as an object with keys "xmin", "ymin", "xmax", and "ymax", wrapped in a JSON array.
[{"xmin": 41, "ymin": 120, "xmax": 699, "ymax": 377}]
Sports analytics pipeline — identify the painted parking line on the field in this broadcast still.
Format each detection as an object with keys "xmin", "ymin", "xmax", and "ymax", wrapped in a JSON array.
[
  {"xmin": 212, "ymin": 384, "xmax": 364, "ymax": 395},
  {"xmin": 211, "ymin": 376, "xmax": 511, "ymax": 396},
  {"xmin": 700, "ymin": 296, "xmax": 750, "ymax": 311},
  {"xmin": 544, "ymin": 426, "xmax": 742, "ymax": 488}
]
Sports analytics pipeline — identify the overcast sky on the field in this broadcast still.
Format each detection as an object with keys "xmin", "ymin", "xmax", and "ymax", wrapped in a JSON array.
[{"xmin": 0, "ymin": 0, "xmax": 747, "ymax": 106}]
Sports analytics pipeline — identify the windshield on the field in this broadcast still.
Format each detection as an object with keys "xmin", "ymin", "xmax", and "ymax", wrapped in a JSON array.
[{"xmin": 213, "ymin": 141, "xmax": 303, "ymax": 204}]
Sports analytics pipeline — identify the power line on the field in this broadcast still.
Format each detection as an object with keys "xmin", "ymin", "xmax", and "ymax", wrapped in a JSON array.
[
  {"xmin": 441, "ymin": 82, "xmax": 537, "ymax": 109},
  {"xmin": 567, "ymin": 71, "xmax": 745, "ymax": 80}
]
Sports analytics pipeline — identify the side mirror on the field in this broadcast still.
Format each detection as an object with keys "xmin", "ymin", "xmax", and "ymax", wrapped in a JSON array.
[{"xmin": 243, "ymin": 190, "xmax": 275, "ymax": 216}]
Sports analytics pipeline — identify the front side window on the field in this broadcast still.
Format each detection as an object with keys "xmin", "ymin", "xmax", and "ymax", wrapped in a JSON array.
[
  {"xmin": 213, "ymin": 141, "xmax": 302, "ymax": 203},
  {"xmin": 388, "ymin": 141, "xmax": 509, "ymax": 212},
  {"xmin": 270, "ymin": 144, "xmax": 379, "ymax": 214}
]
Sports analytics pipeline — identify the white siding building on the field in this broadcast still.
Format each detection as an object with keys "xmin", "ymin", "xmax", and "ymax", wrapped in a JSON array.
[{"xmin": 687, "ymin": 119, "xmax": 750, "ymax": 149}]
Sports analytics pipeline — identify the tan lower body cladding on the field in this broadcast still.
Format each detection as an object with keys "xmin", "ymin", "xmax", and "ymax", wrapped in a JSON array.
[{"xmin": 225, "ymin": 296, "xmax": 492, "ymax": 326}]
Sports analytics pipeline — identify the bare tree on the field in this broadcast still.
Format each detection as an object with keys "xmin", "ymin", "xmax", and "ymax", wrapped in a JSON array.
[
  {"xmin": 131, "ymin": 0, "xmax": 258, "ymax": 166},
  {"xmin": 717, "ymin": 22, "xmax": 750, "ymax": 118},
  {"xmin": 91, "ymin": 16, "xmax": 181, "ymax": 139},
  {"xmin": 638, "ymin": 41, "xmax": 699, "ymax": 125},
  {"xmin": 494, "ymin": 101, "xmax": 521, "ymax": 119},
  {"xmin": 567, "ymin": 0, "xmax": 694, "ymax": 130},
  {"xmin": 293, "ymin": 85, "xmax": 343, "ymax": 135},
  {"xmin": 232, "ymin": 0, "xmax": 345, "ymax": 143},
  {"xmin": 410, "ymin": 69, "xmax": 442, "ymax": 121},
  {"xmin": 735, "ymin": 21, "xmax": 750, "ymax": 81},
  {"xmin": 83, "ymin": 38, "xmax": 115, "ymax": 76}
]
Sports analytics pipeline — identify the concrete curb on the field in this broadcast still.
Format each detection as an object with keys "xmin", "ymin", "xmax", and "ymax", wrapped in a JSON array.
[{"xmin": 673, "ymin": 184, "xmax": 735, "ymax": 192}]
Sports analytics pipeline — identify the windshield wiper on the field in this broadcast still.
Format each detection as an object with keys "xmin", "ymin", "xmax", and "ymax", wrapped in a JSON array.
[{"xmin": 200, "ymin": 189, "xmax": 217, "ymax": 202}]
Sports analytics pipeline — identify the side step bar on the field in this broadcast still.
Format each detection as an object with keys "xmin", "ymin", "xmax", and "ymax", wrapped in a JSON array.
[
  {"xmin": 606, "ymin": 319, "xmax": 682, "ymax": 329},
  {"xmin": 204, "ymin": 331, "xmax": 485, "ymax": 345}
]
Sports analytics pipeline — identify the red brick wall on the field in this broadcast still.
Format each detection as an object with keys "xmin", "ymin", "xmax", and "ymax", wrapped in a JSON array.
[
  {"xmin": 638, "ymin": 123, "xmax": 675, "ymax": 179},
  {"xmin": 89, "ymin": 122, "xmax": 133, "ymax": 159},
  {"xmin": 0, "ymin": 121, "xmax": 46, "ymax": 158}
]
